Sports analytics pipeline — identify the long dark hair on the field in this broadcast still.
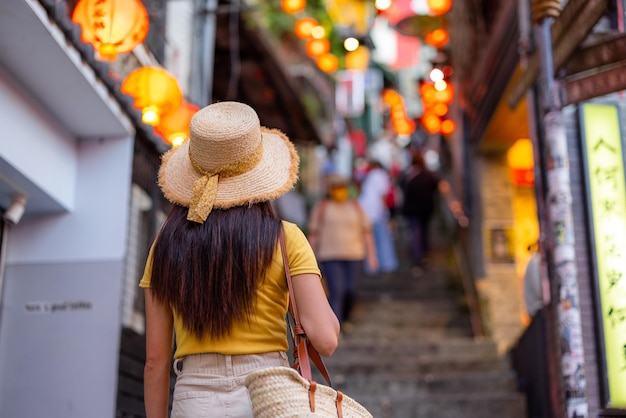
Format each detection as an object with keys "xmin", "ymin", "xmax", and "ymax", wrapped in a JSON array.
[{"xmin": 150, "ymin": 202, "xmax": 281, "ymax": 339}]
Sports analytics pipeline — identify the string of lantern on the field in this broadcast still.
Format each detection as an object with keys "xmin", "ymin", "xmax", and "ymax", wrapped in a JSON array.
[{"xmin": 71, "ymin": 0, "xmax": 198, "ymax": 148}]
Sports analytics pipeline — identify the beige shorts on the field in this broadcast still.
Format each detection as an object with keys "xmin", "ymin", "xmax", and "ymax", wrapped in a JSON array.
[{"xmin": 170, "ymin": 351, "xmax": 289, "ymax": 418}]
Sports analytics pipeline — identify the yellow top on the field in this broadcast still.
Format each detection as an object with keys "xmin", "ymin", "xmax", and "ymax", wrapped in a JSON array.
[{"xmin": 139, "ymin": 221, "xmax": 321, "ymax": 358}]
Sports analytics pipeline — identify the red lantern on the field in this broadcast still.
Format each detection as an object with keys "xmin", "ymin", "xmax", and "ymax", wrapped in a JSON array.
[
  {"xmin": 121, "ymin": 67, "xmax": 183, "ymax": 126},
  {"xmin": 155, "ymin": 102, "xmax": 200, "ymax": 147},
  {"xmin": 507, "ymin": 139, "xmax": 535, "ymax": 186},
  {"xmin": 440, "ymin": 119, "xmax": 456, "ymax": 135},
  {"xmin": 433, "ymin": 102, "xmax": 449, "ymax": 116},
  {"xmin": 382, "ymin": 89, "xmax": 402, "ymax": 106},
  {"xmin": 306, "ymin": 38, "xmax": 331, "ymax": 58},
  {"xmin": 345, "ymin": 46, "xmax": 370, "ymax": 71},
  {"xmin": 424, "ymin": 28, "xmax": 449, "ymax": 49},
  {"xmin": 72, "ymin": 0, "xmax": 149, "ymax": 61},
  {"xmin": 434, "ymin": 83, "xmax": 454, "ymax": 104},
  {"xmin": 422, "ymin": 112, "xmax": 441, "ymax": 134},
  {"xmin": 281, "ymin": 0, "xmax": 306, "ymax": 14},
  {"xmin": 294, "ymin": 17, "xmax": 319, "ymax": 39},
  {"xmin": 419, "ymin": 82, "xmax": 437, "ymax": 104},
  {"xmin": 316, "ymin": 53, "xmax": 338, "ymax": 73},
  {"xmin": 427, "ymin": 0, "xmax": 452, "ymax": 16}
]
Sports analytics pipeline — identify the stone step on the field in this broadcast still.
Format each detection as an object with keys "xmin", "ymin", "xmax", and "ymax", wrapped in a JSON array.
[
  {"xmin": 327, "ymin": 347, "xmax": 502, "ymax": 366},
  {"xmin": 333, "ymin": 338, "xmax": 499, "ymax": 358},
  {"xmin": 352, "ymin": 298, "xmax": 464, "ymax": 313},
  {"xmin": 324, "ymin": 354, "xmax": 510, "ymax": 375},
  {"xmin": 352, "ymin": 392, "xmax": 527, "ymax": 418},
  {"xmin": 358, "ymin": 276, "xmax": 453, "ymax": 291},
  {"xmin": 336, "ymin": 326, "xmax": 475, "ymax": 343},
  {"xmin": 325, "ymin": 370, "xmax": 518, "ymax": 395},
  {"xmin": 359, "ymin": 280, "xmax": 452, "ymax": 292}
]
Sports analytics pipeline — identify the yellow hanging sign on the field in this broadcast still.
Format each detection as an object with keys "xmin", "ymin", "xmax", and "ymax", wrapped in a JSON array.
[{"xmin": 582, "ymin": 103, "xmax": 626, "ymax": 407}]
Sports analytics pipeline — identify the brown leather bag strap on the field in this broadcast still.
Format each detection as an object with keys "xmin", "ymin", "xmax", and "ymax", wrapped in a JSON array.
[{"xmin": 279, "ymin": 226, "xmax": 332, "ymax": 386}]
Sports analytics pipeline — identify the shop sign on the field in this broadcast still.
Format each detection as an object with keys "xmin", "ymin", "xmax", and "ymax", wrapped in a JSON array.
[
  {"xmin": 335, "ymin": 70, "xmax": 365, "ymax": 117},
  {"xmin": 581, "ymin": 103, "xmax": 626, "ymax": 407}
]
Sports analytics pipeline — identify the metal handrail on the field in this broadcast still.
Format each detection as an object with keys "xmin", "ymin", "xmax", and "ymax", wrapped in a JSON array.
[{"xmin": 439, "ymin": 181, "xmax": 484, "ymax": 338}]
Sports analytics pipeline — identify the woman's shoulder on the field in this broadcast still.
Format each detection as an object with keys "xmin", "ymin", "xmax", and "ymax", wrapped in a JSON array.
[{"xmin": 281, "ymin": 220, "xmax": 305, "ymax": 237}]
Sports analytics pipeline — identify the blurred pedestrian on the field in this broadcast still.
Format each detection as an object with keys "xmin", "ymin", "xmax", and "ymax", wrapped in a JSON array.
[
  {"xmin": 400, "ymin": 150, "xmax": 441, "ymax": 272},
  {"xmin": 140, "ymin": 102, "xmax": 339, "ymax": 418},
  {"xmin": 523, "ymin": 240, "xmax": 547, "ymax": 318},
  {"xmin": 308, "ymin": 174, "xmax": 378, "ymax": 324},
  {"xmin": 358, "ymin": 160, "xmax": 399, "ymax": 274}
]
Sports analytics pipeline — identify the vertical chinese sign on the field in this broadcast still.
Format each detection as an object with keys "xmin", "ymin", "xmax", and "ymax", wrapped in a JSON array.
[{"xmin": 581, "ymin": 103, "xmax": 626, "ymax": 407}]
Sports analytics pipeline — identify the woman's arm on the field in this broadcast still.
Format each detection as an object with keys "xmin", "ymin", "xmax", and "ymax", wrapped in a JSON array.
[
  {"xmin": 144, "ymin": 289, "xmax": 174, "ymax": 418},
  {"xmin": 306, "ymin": 203, "xmax": 322, "ymax": 253},
  {"xmin": 364, "ymin": 229, "xmax": 379, "ymax": 273},
  {"xmin": 291, "ymin": 273, "xmax": 340, "ymax": 357}
]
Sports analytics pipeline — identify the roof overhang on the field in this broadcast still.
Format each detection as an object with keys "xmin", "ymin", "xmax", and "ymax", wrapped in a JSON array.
[
  {"xmin": 0, "ymin": 0, "xmax": 134, "ymax": 139},
  {"xmin": 211, "ymin": 4, "xmax": 328, "ymax": 146}
]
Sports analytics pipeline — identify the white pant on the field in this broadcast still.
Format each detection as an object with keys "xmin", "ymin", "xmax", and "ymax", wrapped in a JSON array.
[{"xmin": 170, "ymin": 351, "xmax": 289, "ymax": 418}]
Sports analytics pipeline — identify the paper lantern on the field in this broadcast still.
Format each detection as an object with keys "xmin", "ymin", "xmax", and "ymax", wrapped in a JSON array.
[
  {"xmin": 427, "ymin": 0, "xmax": 452, "ymax": 16},
  {"xmin": 294, "ymin": 17, "xmax": 319, "ymax": 39},
  {"xmin": 422, "ymin": 112, "xmax": 441, "ymax": 134},
  {"xmin": 507, "ymin": 139, "xmax": 535, "ymax": 186},
  {"xmin": 393, "ymin": 118, "xmax": 415, "ymax": 135},
  {"xmin": 306, "ymin": 38, "xmax": 331, "ymax": 58},
  {"xmin": 424, "ymin": 28, "xmax": 449, "ymax": 49},
  {"xmin": 72, "ymin": 0, "xmax": 149, "ymax": 61},
  {"xmin": 281, "ymin": 0, "xmax": 306, "ymax": 14},
  {"xmin": 433, "ymin": 102, "xmax": 449, "ymax": 117},
  {"xmin": 440, "ymin": 119, "xmax": 456, "ymax": 135},
  {"xmin": 121, "ymin": 67, "xmax": 183, "ymax": 126},
  {"xmin": 434, "ymin": 82, "xmax": 454, "ymax": 104},
  {"xmin": 316, "ymin": 53, "xmax": 338, "ymax": 73},
  {"xmin": 155, "ymin": 102, "xmax": 200, "ymax": 147},
  {"xmin": 382, "ymin": 89, "xmax": 402, "ymax": 106},
  {"xmin": 345, "ymin": 46, "xmax": 370, "ymax": 70}
]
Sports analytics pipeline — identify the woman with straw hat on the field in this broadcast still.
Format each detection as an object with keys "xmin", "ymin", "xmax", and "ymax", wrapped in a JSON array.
[{"xmin": 139, "ymin": 102, "xmax": 340, "ymax": 418}]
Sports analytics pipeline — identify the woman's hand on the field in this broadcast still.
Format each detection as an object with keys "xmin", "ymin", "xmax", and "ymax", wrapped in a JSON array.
[
  {"xmin": 364, "ymin": 230, "xmax": 379, "ymax": 275},
  {"xmin": 144, "ymin": 289, "xmax": 174, "ymax": 418},
  {"xmin": 367, "ymin": 252, "xmax": 379, "ymax": 275}
]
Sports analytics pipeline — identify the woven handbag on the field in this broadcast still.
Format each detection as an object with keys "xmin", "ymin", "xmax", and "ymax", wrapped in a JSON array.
[{"xmin": 244, "ymin": 228, "xmax": 373, "ymax": 418}]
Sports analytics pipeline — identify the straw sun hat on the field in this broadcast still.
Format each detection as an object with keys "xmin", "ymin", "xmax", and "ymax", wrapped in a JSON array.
[{"xmin": 158, "ymin": 101, "xmax": 299, "ymax": 223}]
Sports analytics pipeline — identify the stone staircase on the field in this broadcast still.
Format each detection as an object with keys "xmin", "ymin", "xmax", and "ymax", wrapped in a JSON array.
[{"xmin": 319, "ymin": 246, "xmax": 527, "ymax": 418}]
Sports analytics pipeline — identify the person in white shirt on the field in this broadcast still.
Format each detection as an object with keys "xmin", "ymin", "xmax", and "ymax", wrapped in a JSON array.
[{"xmin": 358, "ymin": 160, "xmax": 398, "ymax": 274}]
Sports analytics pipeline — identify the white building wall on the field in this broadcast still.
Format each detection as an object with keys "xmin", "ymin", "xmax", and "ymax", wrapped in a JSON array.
[
  {"xmin": 0, "ymin": 69, "xmax": 77, "ymax": 212},
  {"xmin": 5, "ymin": 134, "xmax": 133, "ymax": 264},
  {"xmin": 0, "ymin": 49, "xmax": 135, "ymax": 418}
]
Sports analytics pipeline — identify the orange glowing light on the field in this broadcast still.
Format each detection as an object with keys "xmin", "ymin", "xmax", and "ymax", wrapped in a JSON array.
[
  {"xmin": 155, "ymin": 102, "xmax": 200, "ymax": 147},
  {"xmin": 121, "ymin": 66, "xmax": 183, "ymax": 126},
  {"xmin": 420, "ymin": 83, "xmax": 437, "ymax": 104},
  {"xmin": 306, "ymin": 38, "xmax": 331, "ymax": 58},
  {"xmin": 433, "ymin": 102, "xmax": 449, "ymax": 116},
  {"xmin": 435, "ymin": 83, "xmax": 454, "ymax": 104},
  {"xmin": 427, "ymin": 0, "xmax": 452, "ymax": 16},
  {"xmin": 281, "ymin": 0, "xmax": 306, "ymax": 14},
  {"xmin": 425, "ymin": 28, "xmax": 449, "ymax": 48},
  {"xmin": 440, "ymin": 119, "xmax": 456, "ymax": 135},
  {"xmin": 72, "ymin": 0, "xmax": 149, "ymax": 61},
  {"xmin": 422, "ymin": 112, "xmax": 441, "ymax": 133},
  {"xmin": 316, "ymin": 53, "xmax": 339, "ymax": 73},
  {"xmin": 345, "ymin": 46, "xmax": 370, "ymax": 71},
  {"xmin": 382, "ymin": 89, "xmax": 402, "ymax": 106},
  {"xmin": 294, "ymin": 17, "xmax": 319, "ymax": 39}
]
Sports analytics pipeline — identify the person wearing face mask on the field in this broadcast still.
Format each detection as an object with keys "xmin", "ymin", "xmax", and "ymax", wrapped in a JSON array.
[{"xmin": 308, "ymin": 174, "xmax": 378, "ymax": 325}]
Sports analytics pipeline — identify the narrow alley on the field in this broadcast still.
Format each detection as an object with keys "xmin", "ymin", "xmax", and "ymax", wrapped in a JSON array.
[{"xmin": 321, "ymin": 218, "xmax": 527, "ymax": 418}]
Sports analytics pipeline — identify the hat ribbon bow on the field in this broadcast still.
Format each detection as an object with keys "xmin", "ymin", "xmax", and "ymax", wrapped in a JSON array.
[{"xmin": 187, "ymin": 142, "xmax": 264, "ymax": 223}]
